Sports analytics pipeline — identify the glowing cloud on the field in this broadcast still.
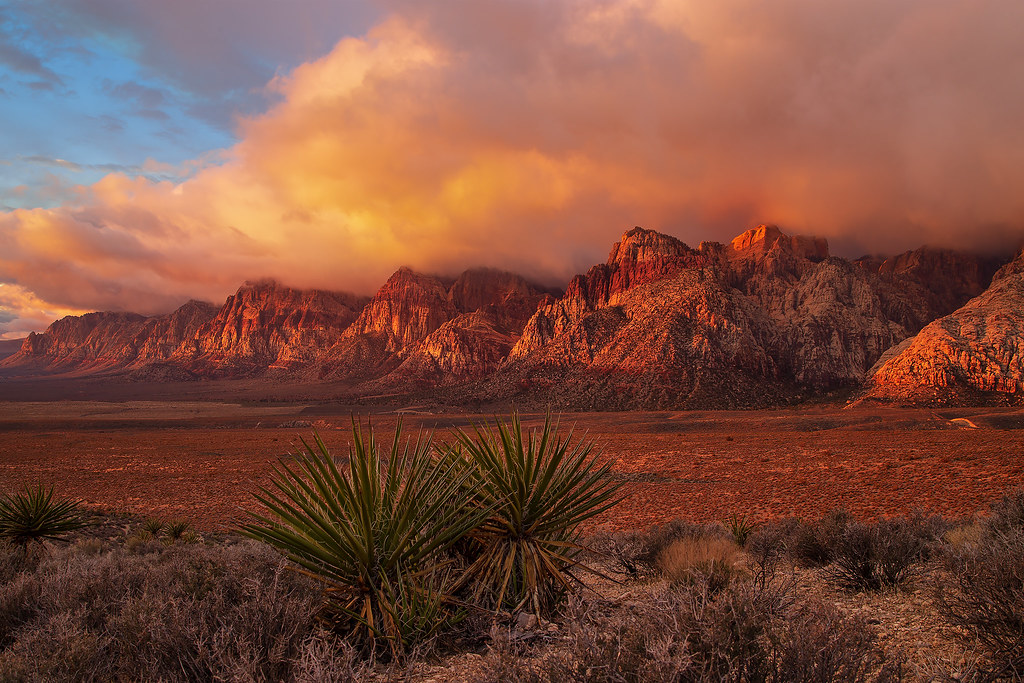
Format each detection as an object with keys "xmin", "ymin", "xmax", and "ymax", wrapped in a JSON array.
[{"xmin": 3, "ymin": 0, "xmax": 1024, "ymax": 335}]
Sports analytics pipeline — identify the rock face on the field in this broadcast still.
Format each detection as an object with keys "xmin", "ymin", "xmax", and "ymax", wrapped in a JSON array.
[
  {"xmin": 2, "ymin": 226, "xmax": 1017, "ymax": 409},
  {"xmin": 173, "ymin": 281, "xmax": 366, "ymax": 376},
  {"xmin": 131, "ymin": 301, "xmax": 220, "ymax": 365},
  {"xmin": 1, "ymin": 281, "xmax": 363, "ymax": 377},
  {"xmin": 863, "ymin": 249, "xmax": 1024, "ymax": 405},
  {"xmin": 336, "ymin": 267, "xmax": 550, "ymax": 386},
  {"xmin": 8, "ymin": 312, "xmax": 150, "ymax": 372},
  {"xmin": 342, "ymin": 268, "xmax": 456, "ymax": 353}
]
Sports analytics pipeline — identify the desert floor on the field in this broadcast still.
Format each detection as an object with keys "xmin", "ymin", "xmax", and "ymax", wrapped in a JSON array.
[{"xmin": 1, "ymin": 398, "xmax": 1022, "ymax": 530}]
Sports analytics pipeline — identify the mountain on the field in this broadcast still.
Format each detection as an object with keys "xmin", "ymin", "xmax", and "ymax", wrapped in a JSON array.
[
  {"xmin": 9, "ymin": 311, "xmax": 150, "ymax": 373},
  {"xmin": 862, "ymin": 249, "xmax": 1024, "ymax": 405},
  {"xmin": 489, "ymin": 225, "xmax": 1002, "ymax": 408},
  {"xmin": 1, "ymin": 268, "xmax": 551, "ymax": 387},
  {"xmin": 320, "ymin": 267, "xmax": 550, "ymax": 385},
  {"xmin": 370, "ymin": 268, "xmax": 550, "ymax": 386},
  {"xmin": 2, "ymin": 226, "xmax": 1017, "ymax": 409},
  {"xmin": 169, "ymin": 280, "xmax": 367, "ymax": 377}
]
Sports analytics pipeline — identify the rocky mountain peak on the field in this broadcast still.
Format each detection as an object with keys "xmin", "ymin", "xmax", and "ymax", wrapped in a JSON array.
[
  {"xmin": 863, "ymin": 261, "xmax": 1024, "ymax": 405},
  {"xmin": 730, "ymin": 224, "xmax": 829, "ymax": 262},
  {"xmin": 345, "ymin": 267, "xmax": 456, "ymax": 351},
  {"xmin": 992, "ymin": 247, "xmax": 1024, "ymax": 282},
  {"xmin": 2, "ymin": 311, "xmax": 149, "ymax": 371},
  {"xmin": 607, "ymin": 226, "xmax": 689, "ymax": 266},
  {"xmin": 874, "ymin": 245, "xmax": 1002, "ymax": 320}
]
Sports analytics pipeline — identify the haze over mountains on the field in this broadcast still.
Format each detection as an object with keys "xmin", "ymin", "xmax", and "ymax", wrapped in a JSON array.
[{"xmin": 3, "ymin": 226, "xmax": 1022, "ymax": 408}]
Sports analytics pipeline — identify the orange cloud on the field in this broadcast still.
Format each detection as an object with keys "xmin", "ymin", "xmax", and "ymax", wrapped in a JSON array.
[
  {"xmin": 3, "ymin": 0, "xmax": 1024, "ymax": 335},
  {"xmin": 0, "ymin": 283, "xmax": 89, "ymax": 339}
]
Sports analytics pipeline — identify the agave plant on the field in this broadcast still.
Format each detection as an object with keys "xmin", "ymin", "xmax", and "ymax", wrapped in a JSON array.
[
  {"xmin": 449, "ymin": 413, "xmax": 623, "ymax": 615},
  {"xmin": 240, "ymin": 422, "xmax": 484, "ymax": 655},
  {"xmin": 0, "ymin": 484, "xmax": 91, "ymax": 549}
]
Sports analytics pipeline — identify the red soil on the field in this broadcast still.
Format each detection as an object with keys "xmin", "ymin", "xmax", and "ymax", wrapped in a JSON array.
[{"xmin": 0, "ymin": 402, "xmax": 1022, "ymax": 531}]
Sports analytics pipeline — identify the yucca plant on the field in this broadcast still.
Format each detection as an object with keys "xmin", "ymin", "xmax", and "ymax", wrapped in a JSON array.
[
  {"xmin": 448, "ymin": 413, "xmax": 623, "ymax": 616},
  {"xmin": 166, "ymin": 519, "xmax": 191, "ymax": 540},
  {"xmin": 240, "ymin": 422, "xmax": 484, "ymax": 655},
  {"xmin": 142, "ymin": 517, "xmax": 165, "ymax": 536},
  {"xmin": 727, "ymin": 513, "xmax": 758, "ymax": 548},
  {"xmin": 0, "ymin": 484, "xmax": 91, "ymax": 549}
]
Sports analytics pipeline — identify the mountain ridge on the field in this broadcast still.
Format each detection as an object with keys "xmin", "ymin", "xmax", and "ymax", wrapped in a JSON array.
[{"xmin": 3, "ymin": 225, "xmax": 1019, "ymax": 408}]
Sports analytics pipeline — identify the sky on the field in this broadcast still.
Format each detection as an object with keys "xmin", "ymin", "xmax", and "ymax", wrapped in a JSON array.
[{"xmin": 2, "ymin": 0, "xmax": 1024, "ymax": 339}]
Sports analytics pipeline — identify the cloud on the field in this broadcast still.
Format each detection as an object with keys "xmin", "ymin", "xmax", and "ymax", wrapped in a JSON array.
[
  {"xmin": 0, "ymin": 38, "xmax": 63, "ymax": 86},
  {"xmin": 102, "ymin": 79, "xmax": 166, "ymax": 109},
  {"xmin": 13, "ymin": 154, "xmax": 189, "ymax": 179},
  {"xmin": 3, "ymin": 0, "xmax": 1024, "ymax": 334},
  {"xmin": 23, "ymin": 0, "xmax": 380, "ymax": 130},
  {"xmin": 0, "ymin": 282, "xmax": 89, "ymax": 339}
]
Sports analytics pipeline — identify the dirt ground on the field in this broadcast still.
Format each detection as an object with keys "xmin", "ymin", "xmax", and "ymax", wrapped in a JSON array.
[{"xmin": 0, "ymin": 400, "xmax": 1022, "ymax": 530}]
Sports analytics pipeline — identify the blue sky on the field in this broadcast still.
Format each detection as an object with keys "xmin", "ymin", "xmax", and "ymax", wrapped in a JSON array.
[{"xmin": 0, "ymin": 0, "xmax": 379, "ymax": 209}]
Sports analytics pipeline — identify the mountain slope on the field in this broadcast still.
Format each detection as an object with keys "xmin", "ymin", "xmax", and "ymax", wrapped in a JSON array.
[{"xmin": 862, "ymin": 250, "xmax": 1024, "ymax": 405}]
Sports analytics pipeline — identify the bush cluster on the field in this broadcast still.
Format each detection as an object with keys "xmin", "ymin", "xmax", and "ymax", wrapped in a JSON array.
[
  {"xmin": 0, "ymin": 538, "xmax": 371, "ymax": 681},
  {"xmin": 938, "ymin": 490, "xmax": 1024, "ymax": 680},
  {"xmin": 484, "ymin": 576, "xmax": 900, "ymax": 682},
  {"xmin": 3, "ymin": 426, "xmax": 1022, "ymax": 680}
]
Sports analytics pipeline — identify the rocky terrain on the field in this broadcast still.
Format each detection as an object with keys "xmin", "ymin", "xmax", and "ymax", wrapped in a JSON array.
[{"xmin": 2, "ymin": 225, "xmax": 1019, "ymax": 407}]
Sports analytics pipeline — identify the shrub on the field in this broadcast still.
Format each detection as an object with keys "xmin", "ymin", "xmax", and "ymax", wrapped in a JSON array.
[
  {"xmin": 745, "ymin": 519, "xmax": 796, "ymax": 590},
  {"xmin": 943, "ymin": 522, "xmax": 985, "ymax": 551},
  {"xmin": 449, "ymin": 414, "xmax": 622, "ymax": 616},
  {"xmin": 590, "ymin": 519, "xmax": 728, "ymax": 581},
  {"xmin": 790, "ymin": 509, "xmax": 850, "ymax": 567},
  {"xmin": 984, "ymin": 488, "xmax": 1024, "ymax": 537},
  {"xmin": 828, "ymin": 518, "xmax": 929, "ymax": 591},
  {"xmin": 643, "ymin": 519, "xmax": 729, "ymax": 564},
  {"xmin": 766, "ymin": 598, "xmax": 902, "ymax": 682},
  {"xmin": 939, "ymin": 529, "xmax": 1024, "ymax": 679},
  {"xmin": 488, "ymin": 577, "xmax": 897, "ymax": 682},
  {"xmin": 587, "ymin": 529, "xmax": 651, "ymax": 580},
  {"xmin": 240, "ymin": 423, "xmax": 484, "ymax": 656},
  {"xmin": 142, "ymin": 518, "xmax": 164, "ymax": 537},
  {"xmin": 0, "ymin": 541, "xmax": 368, "ymax": 681},
  {"xmin": 0, "ymin": 485, "xmax": 91, "ymax": 550},
  {"xmin": 165, "ymin": 520, "xmax": 191, "ymax": 541}
]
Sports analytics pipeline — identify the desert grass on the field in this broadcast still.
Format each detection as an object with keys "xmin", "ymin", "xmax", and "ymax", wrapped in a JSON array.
[{"xmin": 657, "ymin": 535, "xmax": 744, "ymax": 593}]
